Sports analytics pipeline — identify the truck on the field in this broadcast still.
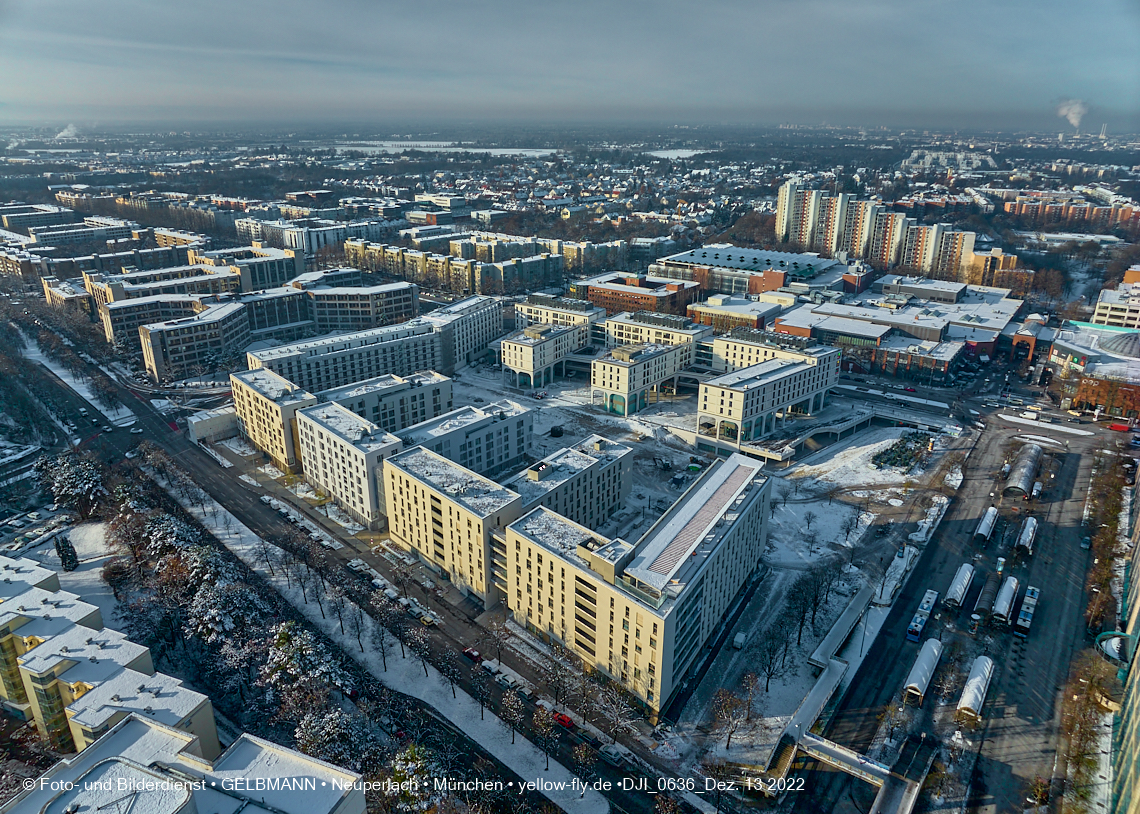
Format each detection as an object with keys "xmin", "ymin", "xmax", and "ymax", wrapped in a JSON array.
[{"xmin": 732, "ymin": 632, "xmax": 746, "ymax": 650}]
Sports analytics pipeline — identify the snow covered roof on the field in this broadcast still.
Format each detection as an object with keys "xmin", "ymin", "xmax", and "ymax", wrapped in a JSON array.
[
  {"xmin": 501, "ymin": 435, "xmax": 631, "ymax": 507},
  {"xmin": 903, "ymin": 639, "xmax": 943, "ymax": 699},
  {"xmin": 318, "ymin": 370, "xmax": 448, "ymax": 403},
  {"xmin": 0, "ymin": 587, "xmax": 101, "ymax": 639},
  {"xmin": 232, "ymin": 368, "xmax": 316, "ymax": 404},
  {"xmin": 0, "ymin": 555, "xmax": 58, "ymax": 598},
  {"xmin": 957, "ymin": 656, "xmax": 995, "ymax": 717},
  {"xmin": 4, "ymin": 715, "xmax": 363, "ymax": 814},
  {"xmin": 67, "ymin": 667, "xmax": 209, "ymax": 730},
  {"xmin": 390, "ymin": 447, "xmax": 520, "ymax": 517},
  {"xmin": 298, "ymin": 403, "xmax": 401, "ymax": 454},
  {"xmin": 400, "ymin": 400, "xmax": 528, "ymax": 445},
  {"xmin": 248, "ymin": 319, "xmax": 435, "ymax": 362},
  {"xmin": 17, "ymin": 625, "xmax": 146, "ymax": 681},
  {"xmin": 623, "ymin": 454, "xmax": 767, "ymax": 599},
  {"xmin": 704, "ymin": 359, "xmax": 811, "ymax": 391}
]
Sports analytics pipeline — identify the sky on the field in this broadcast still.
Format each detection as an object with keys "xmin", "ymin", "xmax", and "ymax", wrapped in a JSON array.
[{"xmin": 0, "ymin": 0, "xmax": 1137, "ymax": 132}]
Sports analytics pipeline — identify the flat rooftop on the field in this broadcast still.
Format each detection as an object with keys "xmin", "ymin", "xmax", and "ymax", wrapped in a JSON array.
[
  {"xmin": 662, "ymin": 245, "xmax": 840, "ymax": 274},
  {"xmin": 390, "ymin": 447, "xmax": 520, "ymax": 517},
  {"xmin": 510, "ymin": 508, "xmax": 620, "ymax": 570},
  {"xmin": 248, "ymin": 319, "xmax": 435, "ymax": 361},
  {"xmin": 231, "ymin": 368, "xmax": 315, "ymax": 403},
  {"xmin": 501, "ymin": 435, "xmax": 631, "ymax": 507},
  {"xmin": 0, "ymin": 556, "xmax": 56, "ymax": 598},
  {"xmin": 401, "ymin": 400, "xmax": 527, "ymax": 444},
  {"xmin": 502, "ymin": 324, "xmax": 578, "ymax": 346},
  {"xmin": 102, "ymin": 293, "xmax": 197, "ymax": 311},
  {"xmin": 67, "ymin": 668, "xmax": 207, "ymax": 730},
  {"xmin": 298, "ymin": 403, "xmax": 400, "ymax": 453},
  {"xmin": 689, "ymin": 296, "xmax": 783, "ymax": 318},
  {"xmin": 18, "ymin": 625, "xmax": 146, "ymax": 680},
  {"xmin": 597, "ymin": 342, "xmax": 676, "ymax": 365},
  {"xmin": 0, "ymin": 587, "xmax": 99, "ymax": 640},
  {"xmin": 705, "ymin": 358, "xmax": 811, "ymax": 390},
  {"xmin": 141, "ymin": 301, "xmax": 245, "ymax": 331},
  {"xmin": 624, "ymin": 454, "xmax": 766, "ymax": 594}
]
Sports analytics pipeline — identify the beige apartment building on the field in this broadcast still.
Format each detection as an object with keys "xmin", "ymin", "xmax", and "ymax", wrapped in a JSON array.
[
  {"xmin": 0, "ymin": 560, "xmax": 220, "ymax": 758},
  {"xmin": 384, "ymin": 447, "xmax": 525, "ymax": 601},
  {"xmin": 317, "ymin": 370, "xmax": 453, "ymax": 434},
  {"xmin": 591, "ymin": 342, "xmax": 694, "ymax": 416},
  {"xmin": 398, "ymin": 399, "xmax": 532, "ymax": 478},
  {"xmin": 500, "ymin": 435, "xmax": 633, "ymax": 530},
  {"xmin": 499, "ymin": 324, "xmax": 589, "ymax": 389},
  {"xmin": 514, "ymin": 294, "xmax": 606, "ymax": 332},
  {"xmin": 697, "ymin": 354, "xmax": 839, "ymax": 454},
  {"xmin": 707, "ymin": 328, "xmax": 841, "ymax": 374},
  {"xmin": 604, "ymin": 311, "xmax": 712, "ymax": 348},
  {"xmin": 1093, "ymin": 279, "xmax": 1140, "ymax": 329},
  {"xmin": 296, "ymin": 403, "xmax": 402, "ymax": 529},
  {"xmin": 504, "ymin": 454, "xmax": 770, "ymax": 720},
  {"xmin": 230, "ymin": 369, "xmax": 318, "ymax": 472}
]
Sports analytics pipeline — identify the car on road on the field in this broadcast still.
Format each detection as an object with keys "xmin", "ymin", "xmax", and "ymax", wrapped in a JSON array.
[
  {"xmin": 904, "ymin": 387, "xmax": 916, "ymax": 392},
  {"xmin": 102, "ymin": 425, "xmax": 113, "ymax": 432},
  {"xmin": 553, "ymin": 712, "xmax": 574, "ymax": 729},
  {"xmin": 472, "ymin": 397, "xmax": 484, "ymax": 403},
  {"xmin": 130, "ymin": 427, "xmax": 143, "ymax": 434},
  {"xmin": 462, "ymin": 648, "xmax": 482, "ymax": 663}
]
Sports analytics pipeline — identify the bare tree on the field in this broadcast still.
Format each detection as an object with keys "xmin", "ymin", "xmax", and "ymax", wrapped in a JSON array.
[
  {"xmin": 712, "ymin": 689, "xmax": 748, "ymax": 750},
  {"xmin": 439, "ymin": 652, "xmax": 461, "ymax": 699},
  {"xmin": 778, "ymin": 482, "xmax": 792, "ymax": 507},
  {"xmin": 406, "ymin": 626, "xmax": 431, "ymax": 678},
  {"xmin": 701, "ymin": 756, "xmax": 735, "ymax": 814},
  {"xmin": 756, "ymin": 627, "xmax": 789, "ymax": 692},
  {"xmin": 532, "ymin": 707, "xmax": 556, "ymax": 771},
  {"xmin": 571, "ymin": 742, "xmax": 595, "ymax": 783},
  {"xmin": 595, "ymin": 682, "xmax": 636, "ymax": 744},
  {"xmin": 741, "ymin": 672, "xmax": 760, "ymax": 722},
  {"xmin": 805, "ymin": 530, "xmax": 818, "ymax": 557},
  {"xmin": 346, "ymin": 602, "xmax": 366, "ymax": 652},
  {"xmin": 803, "ymin": 510, "xmax": 817, "ymax": 532},
  {"xmin": 472, "ymin": 669, "xmax": 493, "ymax": 720},
  {"xmin": 501, "ymin": 691, "xmax": 525, "ymax": 745},
  {"xmin": 840, "ymin": 514, "xmax": 858, "ymax": 544}
]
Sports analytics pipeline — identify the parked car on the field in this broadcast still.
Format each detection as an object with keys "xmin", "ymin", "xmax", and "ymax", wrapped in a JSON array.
[
  {"xmin": 462, "ymin": 648, "xmax": 482, "ymax": 663},
  {"xmin": 130, "ymin": 427, "xmax": 144, "ymax": 434},
  {"xmin": 553, "ymin": 712, "xmax": 574, "ymax": 729},
  {"xmin": 102, "ymin": 425, "xmax": 113, "ymax": 432},
  {"xmin": 260, "ymin": 495, "xmax": 274, "ymax": 505},
  {"xmin": 904, "ymin": 387, "xmax": 917, "ymax": 392}
]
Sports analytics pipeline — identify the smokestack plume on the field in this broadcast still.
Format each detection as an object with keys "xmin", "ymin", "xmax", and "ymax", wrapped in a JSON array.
[
  {"xmin": 1056, "ymin": 100, "xmax": 1087, "ymax": 132},
  {"xmin": 55, "ymin": 124, "xmax": 79, "ymax": 140}
]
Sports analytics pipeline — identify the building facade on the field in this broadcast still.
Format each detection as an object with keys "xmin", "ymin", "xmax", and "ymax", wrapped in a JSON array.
[
  {"xmin": 230, "ymin": 369, "xmax": 318, "ymax": 472},
  {"xmin": 591, "ymin": 343, "xmax": 694, "ymax": 416}
]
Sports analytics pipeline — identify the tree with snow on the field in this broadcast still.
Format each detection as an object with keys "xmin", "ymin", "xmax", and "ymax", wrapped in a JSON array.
[
  {"xmin": 387, "ymin": 744, "xmax": 442, "ymax": 813},
  {"xmin": 54, "ymin": 535, "xmax": 78, "ymax": 572},
  {"xmin": 471, "ymin": 670, "xmax": 492, "ymax": 721},
  {"xmin": 595, "ymin": 682, "xmax": 637, "ymax": 744},
  {"xmin": 405, "ymin": 626, "xmax": 431, "ymax": 678},
  {"xmin": 35, "ymin": 452, "xmax": 107, "ymax": 519},
  {"xmin": 294, "ymin": 708, "xmax": 382, "ymax": 774},
  {"xmin": 500, "ymin": 690, "xmax": 525, "ymax": 745},
  {"xmin": 532, "ymin": 706, "xmax": 556, "ymax": 771},
  {"xmin": 712, "ymin": 688, "xmax": 748, "ymax": 750}
]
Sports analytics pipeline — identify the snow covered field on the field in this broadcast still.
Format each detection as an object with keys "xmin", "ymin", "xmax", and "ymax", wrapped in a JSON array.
[
  {"xmin": 792, "ymin": 425, "xmax": 917, "ymax": 487},
  {"xmin": 26, "ymin": 522, "xmax": 120, "ymax": 627},
  {"xmin": 220, "ymin": 437, "xmax": 258, "ymax": 457}
]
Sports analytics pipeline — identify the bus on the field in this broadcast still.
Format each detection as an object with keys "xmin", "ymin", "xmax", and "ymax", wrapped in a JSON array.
[
  {"xmin": 907, "ymin": 590, "xmax": 939, "ymax": 641},
  {"xmin": 1014, "ymin": 586, "xmax": 1040, "ymax": 638}
]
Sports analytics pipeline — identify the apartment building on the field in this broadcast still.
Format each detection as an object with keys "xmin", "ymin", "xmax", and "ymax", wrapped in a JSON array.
[
  {"xmin": 0, "ymin": 566, "xmax": 219, "ymax": 758},
  {"xmin": 591, "ymin": 343, "xmax": 694, "ymax": 416},
  {"xmin": 28, "ymin": 216, "xmax": 139, "ymax": 247},
  {"xmin": 384, "ymin": 447, "xmax": 525, "ymax": 603},
  {"xmin": 230, "ymin": 369, "xmax": 318, "ymax": 472},
  {"xmin": 84, "ymin": 264, "xmax": 242, "ymax": 307},
  {"xmin": 308, "ymin": 282, "xmax": 420, "ymax": 332},
  {"xmin": 500, "ymin": 324, "xmax": 588, "ymax": 389},
  {"xmin": 697, "ymin": 355, "xmax": 839, "ymax": 453},
  {"xmin": 686, "ymin": 295, "xmax": 783, "ymax": 333},
  {"xmin": 501, "ymin": 453, "xmax": 770, "ymax": 720},
  {"xmin": 100, "ymin": 294, "xmax": 200, "ymax": 347},
  {"xmin": 421, "ymin": 295, "xmax": 502, "ymax": 368},
  {"xmin": 1093, "ymin": 277, "xmax": 1140, "ymax": 328},
  {"xmin": 317, "ymin": 370, "xmax": 453, "ymax": 434},
  {"xmin": 139, "ymin": 302, "xmax": 251, "ymax": 382},
  {"xmin": 0, "ymin": 203, "xmax": 73, "ymax": 232},
  {"xmin": 514, "ymin": 294, "xmax": 606, "ymax": 331},
  {"xmin": 40, "ymin": 276, "xmax": 94, "ymax": 314},
  {"xmin": 246, "ymin": 320, "xmax": 445, "ymax": 391},
  {"xmin": 604, "ymin": 311, "xmax": 712, "ymax": 348},
  {"xmin": 500, "ymin": 435, "xmax": 632, "ymax": 530},
  {"xmin": 2, "ymin": 714, "xmax": 364, "ymax": 814},
  {"xmin": 570, "ymin": 273, "xmax": 700, "ymax": 317},
  {"xmin": 296, "ymin": 403, "xmax": 402, "ymax": 529},
  {"xmin": 706, "ymin": 328, "xmax": 843, "ymax": 375},
  {"xmin": 650, "ymin": 246, "xmax": 826, "ymax": 295},
  {"xmin": 398, "ymin": 400, "xmax": 532, "ymax": 478},
  {"xmin": 186, "ymin": 245, "xmax": 303, "ymax": 289}
]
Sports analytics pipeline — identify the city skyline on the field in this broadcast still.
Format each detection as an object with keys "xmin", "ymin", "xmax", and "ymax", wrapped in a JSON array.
[{"xmin": 0, "ymin": 0, "xmax": 1137, "ymax": 130}]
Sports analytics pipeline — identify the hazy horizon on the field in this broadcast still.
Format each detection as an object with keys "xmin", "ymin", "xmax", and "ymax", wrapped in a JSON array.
[{"xmin": 1, "ymin": 0, "xmax": 1138, "ymax": 133}]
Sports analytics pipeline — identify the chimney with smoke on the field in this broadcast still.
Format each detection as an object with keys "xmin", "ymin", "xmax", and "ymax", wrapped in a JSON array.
[{"xmin": 1056, "ymin": 100, "xmax": 1087, "ymax": 134}]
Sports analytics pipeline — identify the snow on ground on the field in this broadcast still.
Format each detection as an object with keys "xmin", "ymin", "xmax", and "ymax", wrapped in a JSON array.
[
  {"xmin": 257, "ymin": 463, "xmax": 285, "ymax": 479},
  {"xmin": 220, "ymin": 437, "xmax": 258, "ymax": 457},
  {"xmin": 944, "ymin": 466, "xmax": 964, "ymax": 490},
  {"xmin": 874, "ymin": 546, "xmax": 920, "ymax": 605},
  {"xmin": 317, "ymin": 503, "xmax": 365, "ymax": 533},
  {"xmin": 17, "ymin": 331, "xmax": 136, "ymax": 426},
  {"xmin": 25, "ymin": 522, "xmax": 121, "ymax": 627},
  {"xmin": 909, "ymin": 495, "xmax": 950, "ymax": 544},
  {"xmin": 149, "ymin": 399, "xmax": 177, "ymax": 414},
  {"xmin": 792, "ymin": 426, "xmax": 914, "ymax": 487},
  {"xmin": 288, "ymin": 481, "xmax": 320, "ymax": 500},
  {"xmin": 157, "ymin": 475, "xmax": 608, "ymax": 814},
  {"xmin": 238, "ymin": 474, "xmax": 260, "ymax": 488},
  {"xmin": 764, "ymin": 490, "xmax": 867, "ymax": 567}
]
